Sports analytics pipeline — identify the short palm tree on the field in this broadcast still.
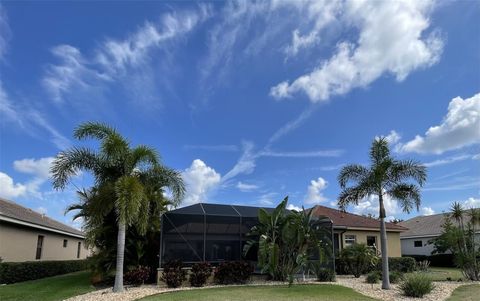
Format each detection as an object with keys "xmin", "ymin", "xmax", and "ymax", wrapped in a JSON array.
[
  {"xmin": 51, "ymin": 122, "xmax": 185, "ymax": 292},
  {"xmin": 337, "ymin": 138, "xmax": 427, "ymax": 289}
]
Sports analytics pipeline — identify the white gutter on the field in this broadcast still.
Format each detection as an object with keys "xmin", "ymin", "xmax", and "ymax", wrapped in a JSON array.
[{"xmin": 0, "ymin": 215, "xmax": 85, "ymax": 239}]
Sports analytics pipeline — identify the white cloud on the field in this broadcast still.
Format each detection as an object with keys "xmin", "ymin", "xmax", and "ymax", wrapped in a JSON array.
[
  {"xmin": 304, "ymin": 177, "xmax": 328, "ymax": 204},
  {"xmin": 381, "ymin": 130, "xmax": 401, "ymax": 145},
  {"xmin": 182, "ymin": 159, "xmax": 221, "ymax": 205},
  {"xmin": 0, "ymin": 172, "xmax": 27, "ymax": 199},
  {"xmin": 424, "ymin": 154, "xmax": 473, "ymax": 167},
  {"xmin": 421, "ymin": 207, "xmax": 435, "ymax": 216},
  {"xmin": 261, "ymin": 149, "xmax": 343, "ymax": 158},
  {"xmin": 463, "ymin": 197, "xmax": 480, "ymax": 209},
  {"xmin": 222, "ymin": 141, "xmax": 257, "ymax": 182},
  {"xmin": 257, "ymin": 192, "xmax": 278, "ymax": 206},
  {"xmin": 351, "ymin": 194, "xmax": 400, "ymax": 218},
  {"xmin": 271, "ymin": 0, "xmax": 442, "ymax": 102},
  {"xmin": 286, "ymin": 204, "xmax": 302, "ymax": 212},
  {"xmin": 43, "ymin": 6, "xmax": 211, "ymax": 104},
  {"xmin": 399, "ymin": 93, "xmax": 480, "ymax": 154},
  {"xmin": 35, "ymin": 207, "xmax": 48, "ymax": 215},
  {"xmin": 236, "ymin": 181, "xmax": 259, "ymax": 192},
  {"xmin": 13, "ymin": 157, "xmax": 54, "ymax": 179}
]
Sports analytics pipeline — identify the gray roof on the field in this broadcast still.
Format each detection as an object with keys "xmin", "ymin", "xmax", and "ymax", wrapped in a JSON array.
[
  {"xmin": 399, "ymin": 211, "xmax": 476, "ymax": 238},
  {"xmin": 0, "ymin": 197, "xmax": 84, "ymax": 238}
]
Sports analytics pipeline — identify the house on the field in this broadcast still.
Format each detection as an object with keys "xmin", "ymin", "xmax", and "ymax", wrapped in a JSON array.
[
  {"xmin": 399, "ymin": 212, "xmax": 480, "ymax": 256},
  {"xmin": 310, "ymin": 205, "xmax": 407, "ymax": 257},
  {"xmin": 0, "ymin": 197, "xmax": 88, "ymax": 262}
]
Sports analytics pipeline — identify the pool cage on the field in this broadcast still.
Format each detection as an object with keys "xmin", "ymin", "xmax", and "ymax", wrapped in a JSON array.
[{"xmin": 159, "ymin": 203, "xmax": 335, "ymax": 272}]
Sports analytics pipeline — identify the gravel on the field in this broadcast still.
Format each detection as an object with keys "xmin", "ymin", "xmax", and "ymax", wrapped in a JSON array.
[{"xmin": 64, "ymin": 277, "xmax": 469, "ymax": 301}]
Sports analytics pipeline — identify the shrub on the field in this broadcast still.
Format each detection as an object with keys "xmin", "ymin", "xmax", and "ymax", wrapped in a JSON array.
[
  {"xmin": 416, "ymin": 260, "xmax": 430, "ymax": 272},
  {"xmin": 189, "ymin": 262, "xmax": 213, "ymax": 287},
  {"xmin": 389, "ymin": 271, "xmax": 403, "ymax": 284},
  {"xmin": 0, "ymin": 260, "xmax": 88, "ymax": 284},
  {"xmin": 339, "ymin": 244, "xmax": 379, "ymax": 278},
  {"xmin": 124, "ymin": 265, "xmax": 151, "ymax": 285},
  {"xmin": 404, "ymin": 254, "xmax": 455, "ymax": 267},
  {"xmin": 366, "ymin": 271, "xmax": 380, "ymax": 284},
  {"xmin": 377, "ymin": 257, "xmax": 416, "ymax": 273},
  {"xmin": 400, "ymin": 273, "xmax": 434, "ymax": 298},
  {"xmin": 161, "ymin": 259, "xmax": 186, "ymax": 288},
  {"xmin": 214, "ymin": 261, "xmax": 253, "ymax": 284},
  {"xmin": 316, "ymin": 268, "xmax": 336, "ymax": 282},
  {"xmin": 334, "ymin": 257, "xmax": 349, "ymax": 275}
]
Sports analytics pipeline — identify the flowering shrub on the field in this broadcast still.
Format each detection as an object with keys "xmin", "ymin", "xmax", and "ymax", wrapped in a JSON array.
[
  {"xmin": 161, "ymin": 259, "xmax": 187, "ymax": 288},
  {"xmin": 124, "ymin": 265, "xmax": 151, "ymax": 285},
  {"xmin": 214, "ymin": 261, "xmax": 253, "ymax": 284},
  {"xmin": 189, "ymin": 262, "xmax": 213, "ymax": 287}
]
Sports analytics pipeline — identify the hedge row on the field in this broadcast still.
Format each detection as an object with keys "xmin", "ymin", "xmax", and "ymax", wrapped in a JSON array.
[
  {"xmin": 404, "ymin": 254, "xmax": 455, "ymax": 267},
  {"xmin": 336, "ymin": 256, "xmax": 416, "ymax": 275},
  {"xmin": 0, "ymin": 259, "xmax": 88, "ymax": 284}
]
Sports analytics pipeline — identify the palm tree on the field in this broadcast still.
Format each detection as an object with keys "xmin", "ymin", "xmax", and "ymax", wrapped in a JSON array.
[
  {"xmin": 337, "ymin": 138, "xmax": 426, "ymax": 289},
  {"xmin": 51, "ymin": 122, "xmax": 184, "ymax": 292}
]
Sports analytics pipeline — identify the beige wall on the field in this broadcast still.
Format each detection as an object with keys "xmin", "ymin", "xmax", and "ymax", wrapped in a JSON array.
[
  {"xmin": 0, "ymin": 221, "xmax": 88, "ymax": 262},
  {"xmin": 339, "ymin": 229, "xmax": 402, "ymax": 257}
]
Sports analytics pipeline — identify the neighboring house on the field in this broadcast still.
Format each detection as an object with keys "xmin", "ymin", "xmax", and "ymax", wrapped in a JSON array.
[
  {"xmin": 310, "ymin": 205, "xmax": 407, "ymax": 257},
  {"xmin": 399, "ymin": 212, "xmax": 480, "ymax": 256},
  {"xmin": 0, "ymin": 197, "xmax": 88, "ymax": 262}
]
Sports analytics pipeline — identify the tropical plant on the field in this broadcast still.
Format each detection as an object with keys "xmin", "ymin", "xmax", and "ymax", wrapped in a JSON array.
[
  {"xmin": 400, "ymin": 273, "xmax": 434, "ymax": 297},
  {"xmin": 189, "ymin": 262, "xmax": 213, "ymax": 287},
  {"xmin": 339, "ymin": 243, "xmax": 379, "ymax": 278},
  {"xmin": 366, "ymin": 271, "xmax": 380, "ymax": 284},
  {"xmin": 243, "ymin": 197, "xmax": 332, "ymax": 285},
  {"xmin": 431, "ymin": 202, "xmax": 480, "ymax": 280},
  {"xmin": 214, "ymin": 261, "xmax": 253, "ymax": 285},
  {"xmin": 161, "ymin": 259, "xmax": 187, "ymax": 288},
  {"xmin": 337, "ymin": 137, "xmax": 427, "ymax": 289},
  {"xmin": 51, "ymin": 122, "xmax": 185, "ymax": 292}
]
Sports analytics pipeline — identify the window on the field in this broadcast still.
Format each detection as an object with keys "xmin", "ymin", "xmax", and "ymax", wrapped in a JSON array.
[
  {"xmin": 367, "ymin": 236, "xmax": 377, "ymax": 247},
  {"xmin": 414, "ymin": 240, "xmax": 423, "ymax": 247},
  {"xmin": 344, "ymin": 235, "xmax": 356, "ymax": 246},
  {"xmin": 77, "ymin": 242, "xmax": 81, "ymax": 258},
  {"xmin": 63, "ymin": 239, "xmax": 68, "ymax": 248},
  {"xmin": 36, "ymin": 235, "xmax": 44, "ymax": 259}
]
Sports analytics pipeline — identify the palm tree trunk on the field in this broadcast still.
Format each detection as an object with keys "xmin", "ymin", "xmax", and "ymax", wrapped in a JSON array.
[
  {"xmin": 379, "ymin": 193, "xmax": 390, "ymax": 290},
  {"xmin": 113, "ymin": 222, "xmax": 126, "ymax": 293}
]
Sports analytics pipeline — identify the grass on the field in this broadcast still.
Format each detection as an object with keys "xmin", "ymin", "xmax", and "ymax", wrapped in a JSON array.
[
  {"xmin": 408, "ymin": 267, "xmax": 465, "ymax": 281},
  {"xmin": 446, "ymin": 284, "xmax": 480, "ymax": 301},
  {"xmin": 0, "ymin": 271, "xmax": 94, "ymax": 301},
  {"xmin": 140, "ymin": 284, "xmax": 377, "ymax": 301}
]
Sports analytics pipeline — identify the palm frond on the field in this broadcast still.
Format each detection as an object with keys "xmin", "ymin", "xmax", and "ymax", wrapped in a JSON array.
[
  {"xmin": 129, "ymin": 145, "xmax": 160, "ymax": 170},
  {"xmin": 387, "ymin": 183, "xmax": 421, "ymax": 213},
  {"xmin": 338, "ymin": 164, "xmax": 369, "ymax": 188},
  {"xmin": 114, "ymin": 176, "xmax": 145, "ymax": 225},
  {"xmin": 74, "ymin": 122, "xmax": 118, "ymax": 141},
  {"xmin": 389, "ymin": 159, "xmax": 427, "ymax": 187},
  {"xmin": 369, "ymin": 137, "xmax": 390, "ymax": 165},
  {"xmin": 51, "ymin": 147, "xmax": 99, "ymax": 189},
  {"xmin": 338, "ymin": 184, "xmax": 371, "ymax": 210}
]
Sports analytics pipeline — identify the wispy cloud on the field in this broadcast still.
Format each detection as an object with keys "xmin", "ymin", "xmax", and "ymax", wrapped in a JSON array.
[
  {"xmin": 43, "ymin": 5, "xmax": 212, "ymax": 107},
  {"xmin": 261, "ymin": 149, "xmax": 343, "ymax": 158},
  {"xmin": 424, "ymin": 154, "xmax": 474, "ymax": 167},
  {"xmin": 236, "ymin": 181, "xmax": 259, "ymax": 192}
]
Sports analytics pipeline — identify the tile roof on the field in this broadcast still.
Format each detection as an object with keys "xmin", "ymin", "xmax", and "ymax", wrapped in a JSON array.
[
  {"xmin": 310, "ymin": 205, "xmax": 407, "ymax": 231},
  {"xmin": 0, "ymin": 197, "xmax": 84, "ymax": 237}
]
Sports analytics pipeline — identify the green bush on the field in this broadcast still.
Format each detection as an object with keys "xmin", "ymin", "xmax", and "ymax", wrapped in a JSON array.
[
  {"xmin": 214, "ymin": 261, "xmax": 253, "ymax": 285},
  {"xmin": 161, "ymin": 259, "xmax": 187, "ymax": 288},
  {"xmin": 366, "ymin": 271, "xmax": 380, "ymax": 284},
  {"xmin": 389, "ymin": 271, "xmax": 403, "ymax": 284},
  {"xmin": 124, "ymin": 265, "xmax": 151, "ymax": 285},
  {"xmin": 339, "ymin": 244, "xmax": 379, "ymax": 278},
  {"xmin": 0, "ymin": 260, "xmax": 88, "ymax": 284},
  {"xmin": 189, "ymin": 262, "xmax": 213, "ymax": 287},
  {"xmin": 316, "ymin": 268, "xmax": 336, "ymax": 282},
  {"xmin": 377, "ymin": 257, "xmax": 416, "ymax": 273},
  {"xmin": 400, "ymin": 273, "xmax": 434, "ymax": 297}
]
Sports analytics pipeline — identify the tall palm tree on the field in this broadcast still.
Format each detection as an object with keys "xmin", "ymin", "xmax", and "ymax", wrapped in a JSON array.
[
  {"xmin": 337, "ymin": 138, "xmax": 426, "ymax": 289},
  {"xmin": 51, "ymin": 122, "xmax": 184, "ymax": 292}
]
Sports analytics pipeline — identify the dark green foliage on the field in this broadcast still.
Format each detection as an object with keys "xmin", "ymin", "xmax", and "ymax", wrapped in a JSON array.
[
  {"xmin": 377, "ymin": 257, "xmax": 416, "ymax": 273},
  {"xmin": 314, "ymin": 267, "xmax": 336, "ymax": 282},
  {"xmin": 388, "ymin": 271, "xmax": 404, "ymax": 284},
  {"xmin": 124, "ymin": 265, "xmax": 151, "ymax": 285},
  {"xmin": 214, "ymin": 261, "xmax": 253, "ymax": 285},
  {"xmin": 400, "ymin": 273, "xmax": 434, "ymax": 297},
  {"xmin": 339, "ymin": 244, "xmax": 379, "ymax": 278},
  {"xmin": 334, "ymin": 257, "xmax": 349, "ymax": 275},
  {"xmin": 366, "ymin": 271, "xmax": 380, "ymax": 283},
  {"xmin": 406, "ymin": 254, "xmax": 455, "ymax": 267},
  {"xmin": 189, "ymin": 262, "xmax": 213, "ymax": 287},
  {"xmin": 0, "ymin": 260, "xmax": 87, "ymax": 284},
  {"xmin": 161, "ymin": 260, "xmax": 187, "ymax": 288}
]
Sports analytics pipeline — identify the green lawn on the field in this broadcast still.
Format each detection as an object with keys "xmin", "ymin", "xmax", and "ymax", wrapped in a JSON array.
[
  {"xmin": 0, "ymin": 271, "xmax": 94, "ymax": 301},
  {"xmin": 408, "ymin": 267, "xmax": 465, "ymax": 281},
  {"xmin": 446, "ymin": 284, "xmax": 480, "ymax": 301},
  {"xmin": 140, "ymin": 284, "xmax": 377, "ymax": 301}
]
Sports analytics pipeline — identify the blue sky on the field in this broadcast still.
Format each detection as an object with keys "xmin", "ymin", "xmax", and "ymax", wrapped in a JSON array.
[{"xmin": 0, "ymin": 1, "xmax": 479, "ymax": 228}]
